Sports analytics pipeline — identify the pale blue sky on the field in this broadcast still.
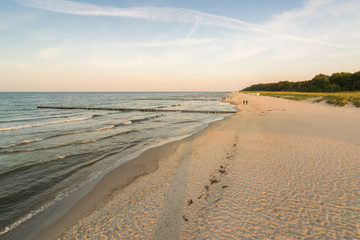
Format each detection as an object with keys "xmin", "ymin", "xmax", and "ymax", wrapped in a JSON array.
[{"xmin": 1, "ymin": 0, "xmax": 359, "ymax": 91}]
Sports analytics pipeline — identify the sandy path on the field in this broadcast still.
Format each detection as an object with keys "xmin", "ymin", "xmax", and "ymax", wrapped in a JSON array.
[{"xmin": 48, "ymin": 93, "xmax": 359, "ymax": 240}]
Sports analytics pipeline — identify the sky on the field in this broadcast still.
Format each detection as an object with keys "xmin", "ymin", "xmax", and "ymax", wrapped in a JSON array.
[{"xmin": 1, "ymin": 0, "xmax": 360, "ymax": 91}]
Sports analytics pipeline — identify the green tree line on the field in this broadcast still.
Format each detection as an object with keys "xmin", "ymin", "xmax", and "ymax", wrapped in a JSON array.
[{"xmin": 242, "ymin": 71, "xmax": 360, "ymax": 92}]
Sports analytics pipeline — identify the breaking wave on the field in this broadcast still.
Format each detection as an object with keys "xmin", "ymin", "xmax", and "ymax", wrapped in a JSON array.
[
  {"xmin": 0, "ymin": 139, "xmax": 41, "ymax": 149},
  {"xmin": 97, "ymin": 125, "xmax": 115, "ymax": 131},
  {"xmin": 0, "ymin": 117, "xmax": 91, "ymax": 132}
]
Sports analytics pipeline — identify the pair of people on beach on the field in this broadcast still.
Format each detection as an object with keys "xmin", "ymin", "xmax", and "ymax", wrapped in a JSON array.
[{"xmin": 243, "ymin": 100, "xmax": 248, "ymax": 105}]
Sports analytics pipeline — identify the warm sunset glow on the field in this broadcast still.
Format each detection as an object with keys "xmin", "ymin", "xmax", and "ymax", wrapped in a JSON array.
[{"xmin": 1, "ymin": 0, "xmax": 360, "ymax": 91}]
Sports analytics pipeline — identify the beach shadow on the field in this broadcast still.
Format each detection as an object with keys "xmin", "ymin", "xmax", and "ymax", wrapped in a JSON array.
[{"xmin": 151, "ymin": 142, "xmax": 193, "ymax": 239}]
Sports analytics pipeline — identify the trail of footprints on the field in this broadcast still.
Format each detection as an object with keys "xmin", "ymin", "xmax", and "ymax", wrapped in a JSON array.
[{"xmin": 183, "ymin": 135, "xmax": 239, "ymax": 222}]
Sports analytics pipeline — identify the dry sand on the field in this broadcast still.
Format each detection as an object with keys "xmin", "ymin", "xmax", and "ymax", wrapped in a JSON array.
[{"xmin": 37, "ymin": 93, "xmax": 360, "ymax": 239}]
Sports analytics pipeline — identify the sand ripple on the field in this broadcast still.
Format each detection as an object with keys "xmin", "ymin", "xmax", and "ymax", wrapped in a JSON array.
[{"xmin": 57, "ymin": 93, "xmax": 360, "ymax": 240}]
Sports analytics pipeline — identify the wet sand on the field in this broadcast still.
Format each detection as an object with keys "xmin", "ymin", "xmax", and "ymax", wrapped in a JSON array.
[{"xmin": 36, "ymin": 93, "xmax": 360, "ymax": 239}]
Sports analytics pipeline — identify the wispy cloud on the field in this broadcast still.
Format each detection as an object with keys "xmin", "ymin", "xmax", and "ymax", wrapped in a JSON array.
[
  {"xmin": 38, "ymin": 45, "xmax": 64, "ymax": 58},
  {"xmin": 264, "ymin": 0, "xmax": 360, "ymax": 48},
  {"xmin": 18, "ymin": 0, "xmax": 360, "ymax": 71},
  {"xmin": 0, "ymin": 11, "xmax": 35, "ymax": 31},
  {"xmin": 17, "ymin": 0, "xmax": 358, "ymax": 49},
  {"xmin": 114, "ymin": 38, "xmax": 218, "ymax": 48},
  {"xmin": 37, "ymin": 41, "xmax": 71, "ymax": 58},
  {"xmin": 35, "ymin": 38, "xmax": 221, "ymax": 67},
  {"xmin": 0, "ymin": 11, "xmax": 14, "ymax": 31},
  {"xmin": 18, "ymin": 0, "xmax": 257, "ymax": 30}
]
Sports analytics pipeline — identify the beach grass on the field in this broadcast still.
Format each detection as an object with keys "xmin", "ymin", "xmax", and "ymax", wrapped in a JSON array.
[{"xmin": 242, "ymin": 91, "xmax": 360, "ymax": 107}]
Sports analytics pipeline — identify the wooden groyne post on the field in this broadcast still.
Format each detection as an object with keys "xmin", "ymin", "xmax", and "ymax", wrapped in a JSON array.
[
  {"xmin": 37, "ymin": 106, "xmax": 238, "ymax": 114},
  {"xmin": 134, "ymin": 98, "xmax": 220, "ymax": 101}
]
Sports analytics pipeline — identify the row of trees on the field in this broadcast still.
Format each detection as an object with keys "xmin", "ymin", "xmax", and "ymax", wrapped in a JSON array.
[{"xmin": 242, "ymin": 71, "xmax": 360, "ymax": 92}]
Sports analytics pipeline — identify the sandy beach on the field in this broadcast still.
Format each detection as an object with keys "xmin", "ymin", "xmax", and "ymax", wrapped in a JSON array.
[{"xmin": 36, "ymin": 93, "xmax": 360, "ymax": 239}]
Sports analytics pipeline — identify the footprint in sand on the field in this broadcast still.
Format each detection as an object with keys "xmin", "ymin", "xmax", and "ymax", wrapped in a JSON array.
[{"xmin": 209, "ymin": 176, "xmax": 219, "ymax": 185}]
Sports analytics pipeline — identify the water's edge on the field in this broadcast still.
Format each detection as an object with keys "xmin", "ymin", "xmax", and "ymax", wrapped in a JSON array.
[
  {"xmin": 35, "ymin": 114, "xmax": 233, "ymax": 240},
  {"xmin": 2, "ymin": 112, "xmax": 235, "ymax": 240}
]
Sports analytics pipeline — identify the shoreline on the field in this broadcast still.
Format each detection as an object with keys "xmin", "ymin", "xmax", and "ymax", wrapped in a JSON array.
[
  {"xmin": 28, "ymin": 92, "xmax": 360, "ymax": 239},
  {"xmin": 0, "ymin": 93, "xmax": 234, "ymax": 240},
  {"xmin": 30, "ymin": 109, "xmax": 233, "ymax": 240}
]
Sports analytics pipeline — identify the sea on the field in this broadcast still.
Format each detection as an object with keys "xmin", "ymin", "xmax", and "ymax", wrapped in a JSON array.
[{"xmin": 0, "ymin": 92, "xmax": 234, "ymax": 238}]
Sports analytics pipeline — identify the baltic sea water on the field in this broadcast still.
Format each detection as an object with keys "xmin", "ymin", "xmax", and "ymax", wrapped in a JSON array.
[{"xmin": 0, "ymin": 92, "xmax": 234, "ymax": 236}]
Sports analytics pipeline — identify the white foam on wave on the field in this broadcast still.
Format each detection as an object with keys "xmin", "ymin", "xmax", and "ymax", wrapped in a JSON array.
[
  {"xmin": 80, "ymin": 140, "xmax": 97, "ymax": 144},
  {"xmin": 97, "ymin": 125, "xmax": 115, "ymax": 131},
  {"xmin": 202, "ymin": 116, "xmax": 225, "ymax": 123},
  {"xmin": 3, "ymin": 149, "xmax": 34, "ymax": 153},
  {"xmin": 20, "ymin": 139, "xmax": 41, "ymax": 145},
  {"xmin": 37, "ymin": 155, "xmax": 67, "ymax": 165},
  {"xmin": 0, "ymin": 94, "xmax": 233, "ymax": 236},
  {"xmin": 0, "ymin": 117, "xmax": 91, "ymax": 132},
  {"xmin": 0, "ymin": 198, "xmax": 56, "ymax": 236},
  {"xmin": 0, "ymin": 167, "xmax": 104, "ymax": 237},
  {"xmin": 0, "ymin": 139, "xmax": 41, "ymax": 149},
  {"xmin": 0, "ymin": 116, "xmax": 218, "ymax": 236}
]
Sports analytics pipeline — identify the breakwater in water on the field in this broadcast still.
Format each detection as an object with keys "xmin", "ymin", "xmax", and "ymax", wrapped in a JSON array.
[
  {"xmin": 0, "ymin": 92, "xmax": 235, "ymax": 238},
  {"xmin": 37, "ymin": 106, "xmax": 238, "ymax": 114}
]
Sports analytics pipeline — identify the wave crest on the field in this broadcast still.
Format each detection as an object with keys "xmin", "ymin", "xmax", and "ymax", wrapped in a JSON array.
[
  {"xmin": 0, "ymin": 117, "xmax": 90, "ymax": 132},
  {"xmin": 97, "ymin": 125, "xmax": 115, "ymax": 131},
  {"xmin": 0, "ymin": 139, "xmax": 41, "ymax": 149}
]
